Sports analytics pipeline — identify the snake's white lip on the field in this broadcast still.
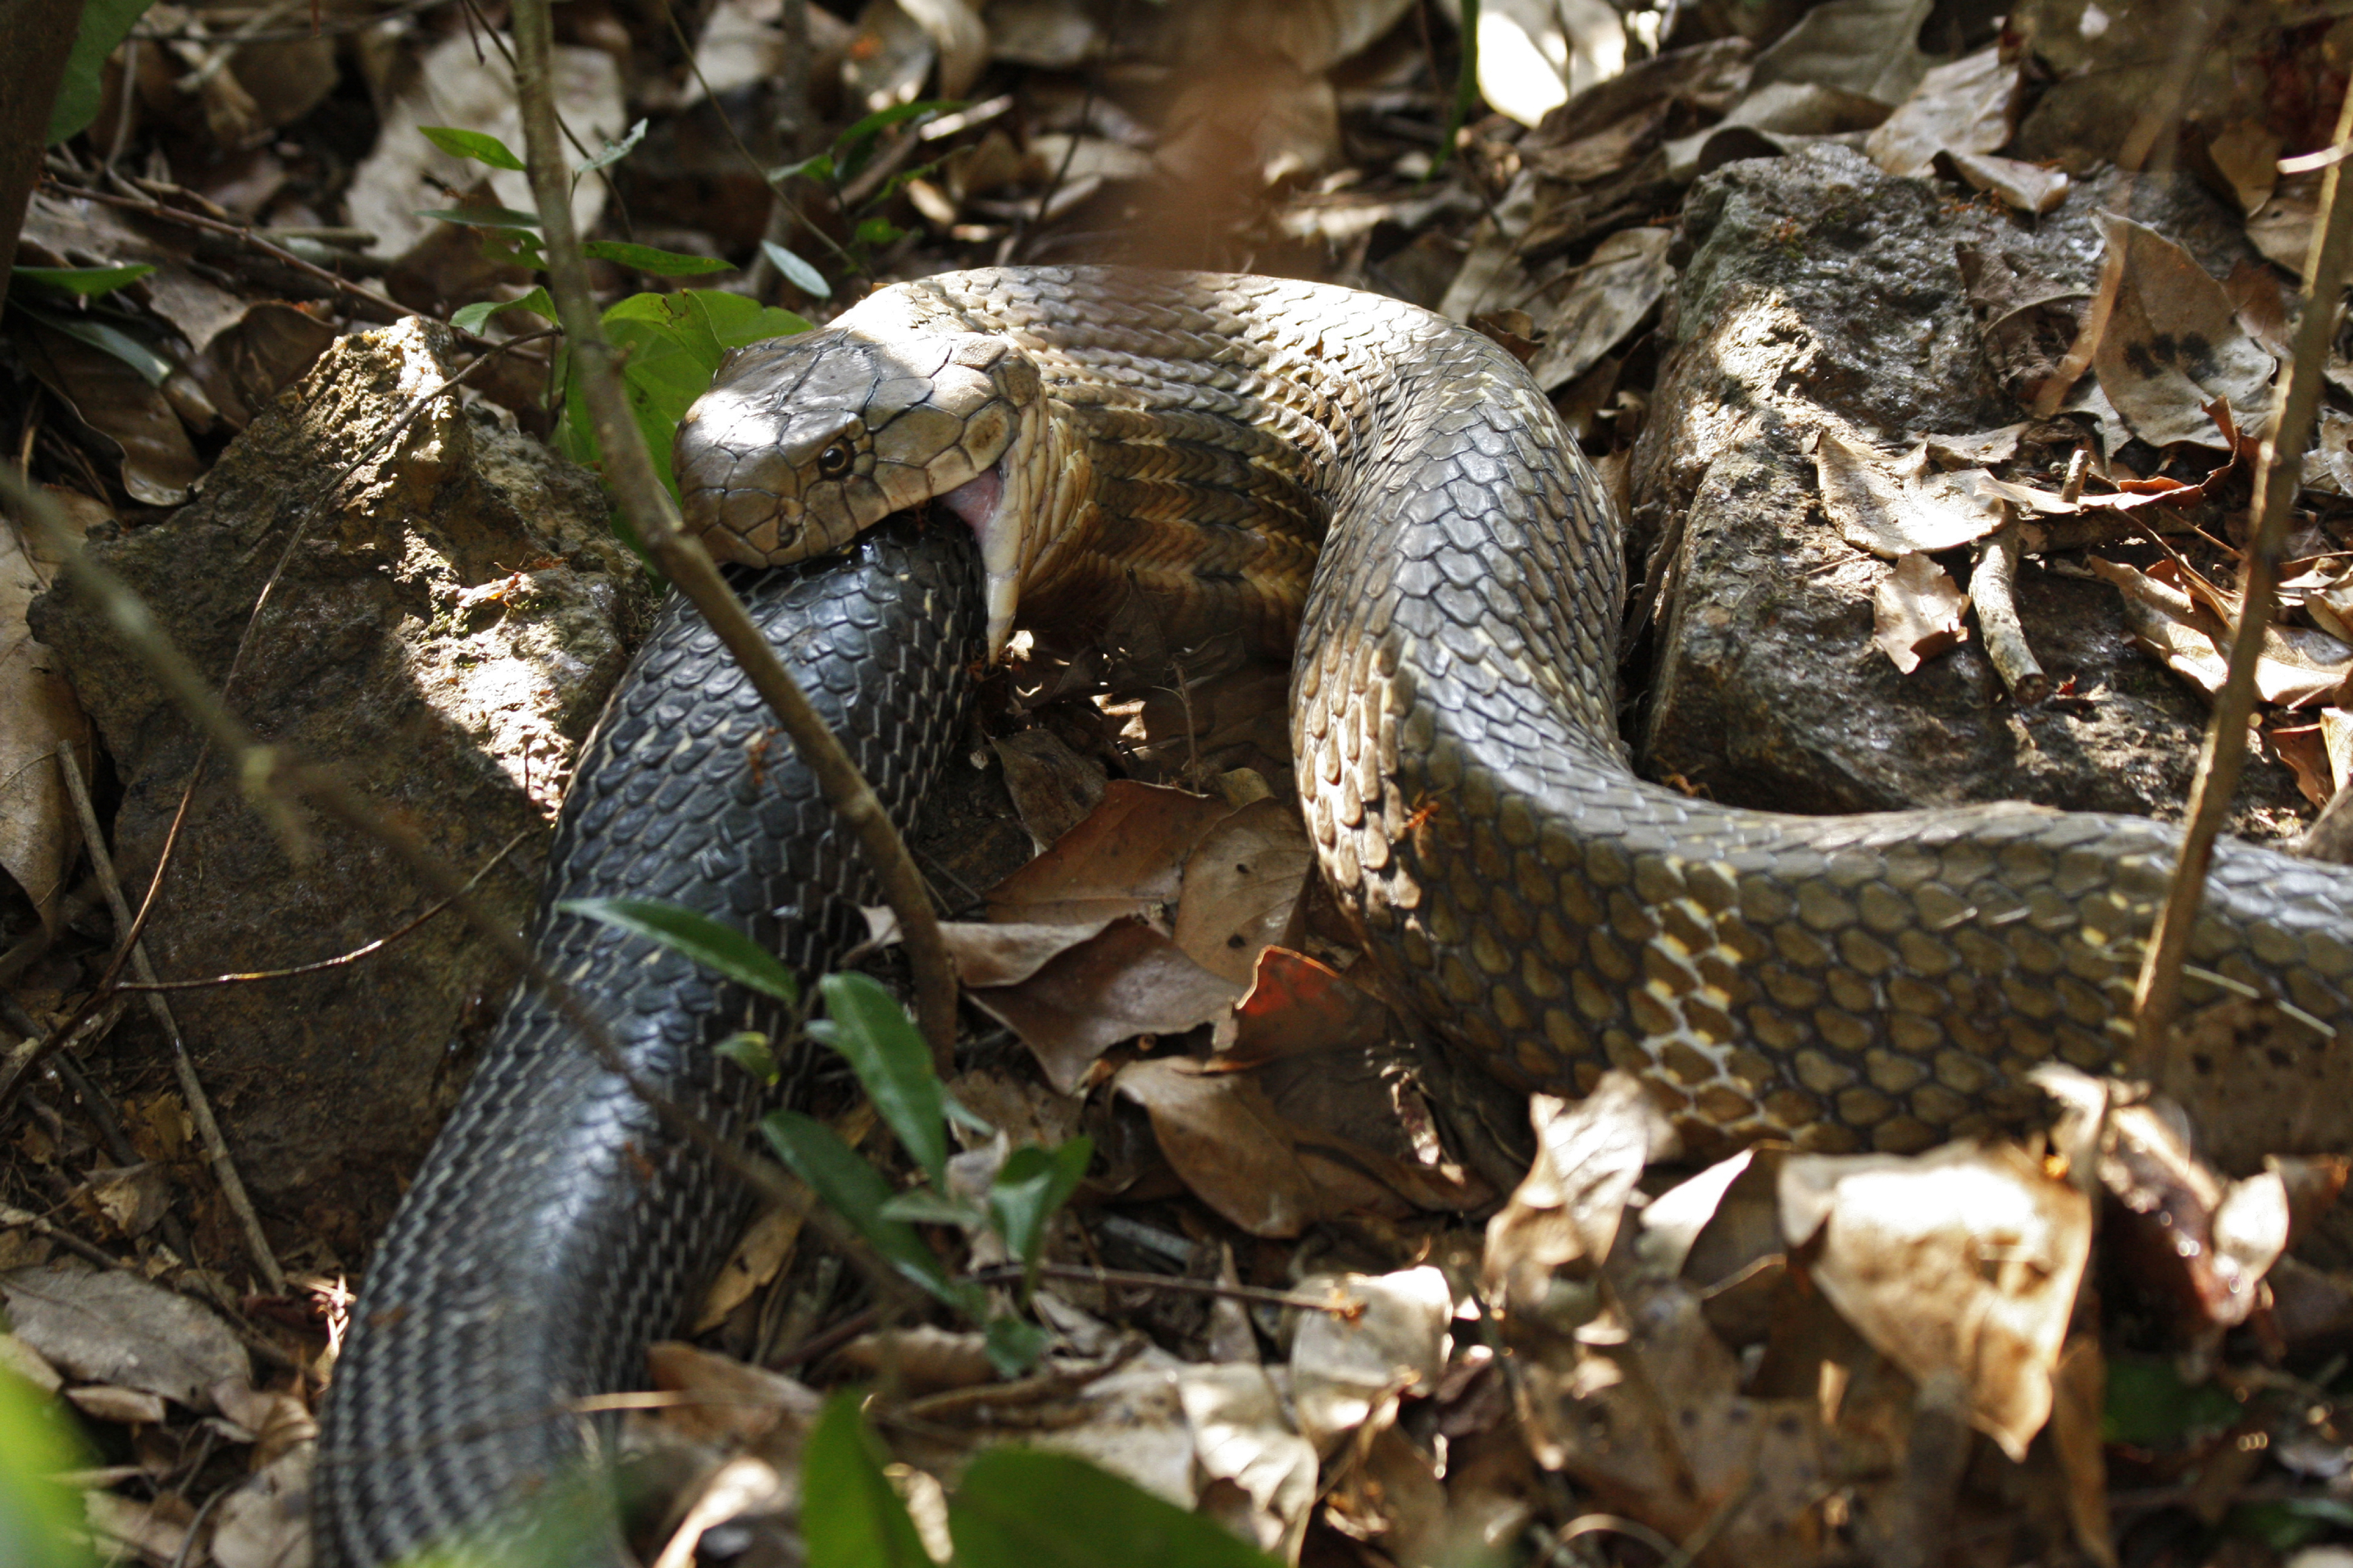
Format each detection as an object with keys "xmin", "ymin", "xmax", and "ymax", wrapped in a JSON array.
[{"xmin": 937, "ymin": 460, "xmax": 1019, "ymax": 658}]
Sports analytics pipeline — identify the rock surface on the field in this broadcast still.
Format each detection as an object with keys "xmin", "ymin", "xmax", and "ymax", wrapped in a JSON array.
[
  {"xmin": 1628, "ymin": 144, "xmax": 2305, "ymax": 838},
  {"xmin": 32, "ymin": 317, "xmax": 649, "ymax": 1251}
]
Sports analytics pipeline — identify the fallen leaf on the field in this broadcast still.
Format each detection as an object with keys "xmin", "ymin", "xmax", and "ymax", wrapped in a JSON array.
[
  {"xmin": 1940, "ymin": 148, "xmax": 2070, "ymax": 214},
  {"xmin": 1168, "ymin": 799, "xmax": 1312, "ymax": 984},
  {"xmin": 1483, "ymin": 1076, "xmax": 1677, "ymax": 1312},
  {"xmin": 206, "ymin": 1445, "xmax": 312, "ymax": 1568},
  {"xmin": 16, "ymin": 323, "xmax": 202, "ymax": 505},
  {"xmin": 985, "ymin": 780, "xmax": 1234, "ymax": 926},
  {"xmin": 1176, "ymin": 1362, "xmax": 1319, "ymax": 1559},
  {"xmin": 0, "ymin": 505, "xmax": 92, "ymax": 930},
  {"xmin": 1811, "ymin": 427, "xmax": 2006, "ymax": 556},
  {"xmin": 1864, "ymin": 44, "xmax": 2016, "ymax": 177},
  {"xmin": 65, "ymin": 1383, "xmax": 168, "ymax": 1425},
  {"xmin": 0, "ymin": 1266, "xmax": 247, "ymax": 1410},
  {"xmin": 648, "ymin": 1341, "xmax": 822, "ymax": 1447},
  {"xmin": 1525, "ymin": 226, "xmax": 1673, "ymax": 394},
  {"xmin": 938, "ymin": 916, "xmax": 1115, "ymax": 987},
  {"xmin": 1873, "ymin": 551, "xmax": 1970, "ymax": 673},
  {"xmin": 1289, "ymin": 1267, "xmax": 1454, "ymax": 1454},
  {"xmin": 992, "ymin": 729, "xmax": 1106, "ymax": 852},
  {"xmin": 2092, "ymin": 213, "xmax": 2276, "ymax": 451},
  {"xmin": 692, "ymin": 1202, "xmax": 803, "ymax": 1332},
  {"xmin": 971, "ymin": 921, "xmax": 1241, "ymax": 1091},
  {"xmin": 1220, "ymin": 948, "xmax": 1392, "ymax": 1062},
  {"xmin": 1779, "ymin": 1140, "xmax": 2092, "ymax": 1460}
]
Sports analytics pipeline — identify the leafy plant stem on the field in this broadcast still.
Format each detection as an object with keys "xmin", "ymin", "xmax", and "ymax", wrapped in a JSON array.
[
  {"xmin": 2132, "ymin": 85, "xmax": 2353, "ymax": 1075},
  {"xmin": 508, "ymin": 0, "xmax": 962, "ymax": 1063}
]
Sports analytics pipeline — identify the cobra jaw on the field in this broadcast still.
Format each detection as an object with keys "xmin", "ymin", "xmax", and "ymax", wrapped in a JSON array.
[{"xmin": 934, "ymin": 391, "xmax": 1047, "ymax": 659}]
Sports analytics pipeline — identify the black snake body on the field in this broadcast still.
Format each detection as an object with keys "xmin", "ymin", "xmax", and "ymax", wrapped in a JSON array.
[{"xmin": 319, "ymin": 265, "xmax": 2353, "ymax": 1560}]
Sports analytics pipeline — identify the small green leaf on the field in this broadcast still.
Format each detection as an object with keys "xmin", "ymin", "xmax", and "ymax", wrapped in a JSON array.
[
  {"xmin": 577, "ymin": 118, "xmax": 648, "ymax": 175},
  {"xmin": 948, "ymin": 1448, "xmax": 1281, "ymax": 1568},
  {"xmin": 988, "ymin": 1139, "xmax": 1092, "ymax": 1273},
  {"xmin": 420, "ymin": 125, "xmax": 526, "ymax": 171},
  {"xmin": 760, "ymin": 241, "xmax": 832, "ymax": 300},
  {"xmin": 766, "ymin": 151, "xmax": 836, "ymax": 185},
  {"xmin": 556, "ymin": 897, "xmax": 799, "ymax": 1004},
  {"xmin": 877, "ymin": 1189, "xmax": 983, "ymax": 1227},
  {"xmin": 2103, "ymin": 1354, "xmax": 2243, "ymax": 1446},
  {"xmin": 852, "ymin": 216, "xmax": 904, "ymax": 249},
  {"xmin": 715, "ymin": 1032, "xmax": 779, "ymax": 1084},
  {"xmin": 11, "ymin": 263, "xmax": 153, "ymax": 296},
  {"xmin": 416, "ymin": 206, "xmax": 544, "ymax": 231},
  {"xmin": 581, "ymin": 241, "xmax": 733, "ymax": 276},
  {"xmin": 808, "ymin": 974, "xmax": 947, "ymax": 1188},
  {"xmin": 802, "ymin": 1395, "xmax": 932, "ymax": 1568},
  {"xmin": 760, "ymin": 1110, "xmax": 963, "ymax": 1304},
  {"xmin": 451, "ymin": 286, "xmax": 557, "ymax": 333},
  {"xmin": 47, "ymin": 0, "xmax": 155, "ymax": 144},
  {"xmin": 836, "ymin": 99, "xmax": 963, "ymax": 165},
  {"xmin": 14, "ymin": 302, "xmax": 173, "ymax": 385},
  {"xmin": 984, "ymin": 1314, "xmax": 1047, "ymax": 1377}
]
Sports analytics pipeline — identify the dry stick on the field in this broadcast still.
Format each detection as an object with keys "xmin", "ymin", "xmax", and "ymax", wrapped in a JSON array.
[
  {"xmin": 56, "ymin": 747, "xmax": 286, "ymax": 1296},
  {"xmin": 0, "ymin": 470, "xmax": 811, "ymax": 1229},
  {"xmin": 507, "ymin": 0, "xmax": 963, "ymax": 1068},
  {"xmin": 2132, "ymin": 89, "xmax": 2353, "ymax": 1073},
  {"xmin": 1970, "ymin": 521, "xmax": 2048, "ymax": 704},
  {"xmin": 116, "ymin": 830, "xmax": 530, "ymax": 993}
]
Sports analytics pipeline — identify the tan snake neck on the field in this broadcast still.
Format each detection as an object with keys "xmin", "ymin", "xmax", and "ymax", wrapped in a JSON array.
[{"xmin": 679, "ymin": 266, "xmax": 2353, "ymax": 1167}]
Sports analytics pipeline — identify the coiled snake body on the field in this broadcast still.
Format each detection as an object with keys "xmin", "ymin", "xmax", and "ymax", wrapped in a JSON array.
[{"xmin": 321, "ymin": 266, "xmax": 2353, "ymax": 1561}]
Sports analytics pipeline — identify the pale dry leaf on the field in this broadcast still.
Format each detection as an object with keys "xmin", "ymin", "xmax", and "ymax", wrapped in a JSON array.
[
  {"xmin": 346, "ymin": 32, "xmax": 622, "ymax": 258},
  {"xmin": 0, "ymin": 506, "xmax": 92, "ymax": 930},
  {"xmin": 83, "ymin": 1491, "xmax": 191, "ymax": 1564},
  {"xmin": 648, "ymin": 1341, "xmax": 821, "ymax": 1448},
  {"xmin": 840, "ymin": 1325, "xmax": 998, "ymax": 1395},
  {"xmin": 893, "ymin": 0, "xmax": 988, "ymax": 99},
  {"xmin": 1872, "ymin": 551, "xmax": 1969, "ymax": 673},
  {"xmin": 1482, "ymin": 1075, "xmax": 1675, "ymax": 1311},
  {"xmin": 1942, "ymin": 148, "xmax": 2070, "ymax": 214},
  {"xmin": 65, "ymin": 1383, "xmax": 168, "ymax": 1425},
  {"xmin": 1169, "ymin": 798, "xmax": 1313, "ymax": 984},
  {"xmin": 0, "ymin": 1265, "xmax": 247, "ymax": 1410},
  {"xmin": 1525, "ymin": 226, "xmax": 1673, "ymax": 394},
  {"xmin": 2247, "ymin": 173, "xmax": 2319, "ymax": 274},
  {"xmin": 1811, "ymin": 427, "xmax": 2006, "ymax": 556},
  {"xmin": 1923, "ymin": 424, "xmax": 2025, "ymax": 466},
  {"xmin": 210, "ymin": 1378, "xmax": 317, "ymax": 1469},
  {"xmin": 1289, "ymin": 1266, "xmax": 1453, "ymax": 1456},
  {"xmin": 2093, "ymin": 556, "xmax": 2353, "ymax": 708},
  {"xmin": 936, "ymin": 916, "xmax": 1114, "ymax": 987},
  {"xmin": 692, "ymin": 1202, "xmax": 803, "ymax": 1333},
  {"xmin": 16, "ymin": 325, "xmax": 203, "ymax": 505},
  {"xmin": 1435, "ymin": 0, "xmax": 1627, "ymax": 127},
  {"xmin": 2325, "ymin": 707, "xmax": 2353, "ymax": 794},
  {"xmin": 2206, "ymin": 118, "xmax": 2281, "ymax": 214},
  {"xmin": 1778, "ymin": 1141, "xmax": 2092, "ymax": 1461},
  {"xmin": 1176, "ymin": 1363, "xmax": 1318, "ymax": 1558},
  {"xmin": 1016, "ymin": 1363, "xmax": 1199, "ymax": 1509},
  {"xmin": 206, "ymin": 1444, "xmax": 312, "ymax": 1568},
  {"xmin": 992, "ymin": 728, "xmax": 1106, "ymax": 851},
  {"xmin": 0, "ymin": 1330, "xmax": 62, "ymax": 1393},
  {"xmin": 1864, "ymin": 44, "xmax": 2016, "ymax": 177},
  {"xmin": 988, "ymin": 0, "xmax": 1098, "ymax": 67},
  {"xmin": 1746, "ymin": 0, "xmax": 1933, "ymax": 105},
  {"xmin": 2092, "ymin": 213, "xmax": 2276, "ymax": 450}
]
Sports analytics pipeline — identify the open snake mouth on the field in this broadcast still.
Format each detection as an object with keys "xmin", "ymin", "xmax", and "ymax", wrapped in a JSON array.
[{"xmin": 927, "ymin": 454, "xmax": 1021, "ymax": 657}]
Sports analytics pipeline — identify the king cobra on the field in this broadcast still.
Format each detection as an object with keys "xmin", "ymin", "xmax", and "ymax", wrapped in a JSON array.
[{"xmin": 319, "ymin": 266, "xmax": 2353, "ymax": 1561}]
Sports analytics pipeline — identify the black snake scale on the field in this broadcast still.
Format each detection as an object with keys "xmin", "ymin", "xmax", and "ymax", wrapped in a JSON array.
[{"xmin": 313, "ymin": 519, "xmax": 984, "ymax": 1565}]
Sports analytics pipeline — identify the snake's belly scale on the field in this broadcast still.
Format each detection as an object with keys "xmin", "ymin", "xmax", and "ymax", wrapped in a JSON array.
[{"xmin": 683, "ymin": 266, "xmax": 2353, "ymax": 1161}]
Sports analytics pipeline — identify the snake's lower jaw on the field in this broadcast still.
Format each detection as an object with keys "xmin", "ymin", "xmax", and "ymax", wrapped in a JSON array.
[{"xmin": 937, "ymin": 460, "xmax": 1021, "ymax": 657}]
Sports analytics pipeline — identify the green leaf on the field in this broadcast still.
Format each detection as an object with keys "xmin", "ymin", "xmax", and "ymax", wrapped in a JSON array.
[
  {"xmin": 949, "ymin": 1449, "xmax": 1281, "ymax": 1568},
  {"xmin": 984, "ymin": 1314, "xmax": 1047, "ymax": 1378},
  {"xmin": 760, "ymin": 241, "xmax": 832, "ymax": 300},
  {"xmin": 766, "ymin": 151, "xmax": 836, "ymax": 185},
  {"xmin": 2102, "ymin": 1355, "xmax": 2243, "ymax": 1446},
  {"xmin": 416, "ymin": 206, "xmax": 544, "ymax": 231},
  {"xmin": 836, "ymin": 99, "xmax": 963, "ymax": 167},
  {"xmin": 760, "ymin": 1110, "xmax": 963, "ymax": 1304},
  {"xmin": 877, "ymin": 1189, "xmax": 984, "ymax": 1227},
  {"xmin": 852, "ymin": 216, "xmax": 904, "ymax": 249},
  {"xmin": 2227, "ymin": 1499, "xmax": 2353, "ymax": 1551},
  {"xmin": 556, "ymin": 897, "xmax": 799, "ymax": 1004},
  {"xmin": 11, "ymin": 263, "xmax": 153, "ymax": 296},
  {"xmin": 14, "ymin": 302, "xmax": 173, "ymax": 385},
  {"xmin": 450, "ymin": 286, "xmax": 557, "ymax": 334},
  {"xmin": 802, "ymin": 1395, "xmax": 932, "ymax": 1568},
  {"xmin": 988, "ymin": 1139, "xmax": 1092, "ymax": 1273},
  {"xmin": 577, "ymin": 118, "xmax": 648, "ymax": 175},
  {"xmin": 420, "ymin": 125, "xmax": 526, "ymax": 171},
  {"xmin": 808, "ymin": 973, "xmax": 947, "ymax": 1188},
  {"xmin": 47, "ymin": 0, "xmax": 155, "ymax": 143},
  {"xmin": 715, "ymin": 1032, "xmax": 779, "ymax": 1085},
  {"xmin": 581, "ymin": 241, "xmax": 733, "ymax": 276},
  {"xmin": 0, "ymin": 1370, "xmax": 95, "ymax": 1568}
]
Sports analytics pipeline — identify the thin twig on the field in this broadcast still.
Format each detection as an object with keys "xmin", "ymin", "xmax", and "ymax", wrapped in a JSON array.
[
  {"xmin": 2133, "ymin": 87, "xmax": 2353, "ymax": 1072},
  {"xmin": 509, "ymin": 0, "xmax": 963, "ymax": 1065},
  {"xmin": 57, "ymin": 747, "xmax": 286, "ymax": 1296},
  {"xmin": 117, "ymin": 831, "xmax": 530, "ymax": 992},
  {"xmin": 1970, "ymin": 521, "xmax": 2049, "ymax": 704},
  {"xmin": 966, "ymin": 1260, "xmax": 1363, "ymax": 1314}
]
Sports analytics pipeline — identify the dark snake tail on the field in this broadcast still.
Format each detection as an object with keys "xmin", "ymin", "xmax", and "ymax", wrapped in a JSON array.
[{"xmin": 314, "ymin": 517, "xmax": 984, "ymax": 1566}]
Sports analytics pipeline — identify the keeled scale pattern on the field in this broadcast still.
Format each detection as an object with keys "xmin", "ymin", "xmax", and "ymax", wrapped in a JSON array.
[
  {"xmin": 879, "ymin": 268, "xmax": 2353, "ymax": 1159},
  {"xmin": 313, "ymin": 518, "xmax": 984, "ymax": 1566}
]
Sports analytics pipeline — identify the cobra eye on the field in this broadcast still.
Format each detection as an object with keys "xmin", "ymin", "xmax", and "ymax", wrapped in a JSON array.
[{"xmin": 815, "ymin": 440, "xmax": 854, "ymax": 479}]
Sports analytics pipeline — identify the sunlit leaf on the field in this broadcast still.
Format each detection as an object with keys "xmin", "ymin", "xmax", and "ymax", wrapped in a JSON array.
[
  {"xmin": 760, "ymin": 1110, "xmax": 963, "ymax": 1304},
  {"xmin": 11, "ymin": 264, "xmax": 153, "ymax": 296},
  {"xmin": 556, "ymin": 896, "xmax": 799, "ymax": 1003},
  {"xmin": 420, "ymin": 125, "xmax": 526, "ymax": 171},
  {"xmin": 715, "ymin": 1032, "xmax": 779, "ymax": 1085},
  {"xmin": 451, "ymin": 286, "xmax": 557, "ymax": 334},
  {"xmin": 768, "ymin": 152, "xmax": 836, "ymax": 185},
  {"xmin": 949, "ymin": 1448, "xmax": 1280, "ymax": 1568},
  {"xmin": 760, "ymin": 241, "xmax": 832, "ymax": 299},
  {"xmin": 988, "ymin": 1139, "xmax": 1092, "ymax": 1272},
  {"xmin": 577, "ymin": 118, "xmax": 649, "ymax": 174}
]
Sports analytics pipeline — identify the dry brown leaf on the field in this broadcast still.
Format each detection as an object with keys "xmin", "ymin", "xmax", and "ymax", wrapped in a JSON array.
[
  {"xmin": 208, "ymin": 1445, "xmax": 311, "ymax": 1568},
  {"xmin": 83, "ymin": 1491, "xmax": 192, "ymax": 1563},
  {"xmin": 971, "ymin": 921, "xmax": 1241, "ymax": 1091},
  {"xmin": 1176, "ymin": 1363, "xmax": 1319, "ymax": 1559},
  {"xmin": 1863, "ymin": 44, "xmax": 2016, "ymax": 177},
  {"xmin": 1483, "ymin": 1075, "xmax": 1676, "ymax": 1311},
  {"xmin": 1169, "ymin": 798, "xmax": 1312, "ymax": 984},
  {"xmin": 692, "ymin": 1202, "xmax": 803, "ymax": 1332},
  {"xmin": 65, "ymin": 1383, "xmax": 168, "ymax": 1425},
  {"xmin": 2091, "ymin": 1100, "xmax": 2309, "ymax": 1332},
  {"xmin": 2206, "ymin": 118, "xmax": 2282, "ymax": 214},
  {"xmin": 73, "ymin": 1163, "xmax": 169, "ymax": 1241},
  {"xmin": 985, "ymin": 780, "xmax": 1234, "ymax": 926},
  {"xmin": 938, "ymin": 916, "xmax": 1115, "ymax": 987},
  {"xmin": 992, "ymin": 729, "xmax": 1106, "ymax": 852},
  {"xmin": 17, "ymin": 324, "xmax": 203, "ymax": 505},
  {"xmin": 1779, "ymin": 1141, "xmax": 2091, "ymax": 1460},
  {"xmin": 1872, "ymin": 551, "xmax": 1969, "ymax": 673},
  {"xmin": 1111, "ymin": 1057, "xmax": 1445, "ymax": 1236},
  {"xmin": 1220, "ymin": 948, "xmax": 1392, "ymax": 1061},
  {"xmin": 2093, "ymin": 556, "xmax": 2353, "ymax": 709},
  {"xmin": 1525, "ymin": 226, "xmax": 1673, "ymax": 394},
  {"xmin": 1811, "ymin": 427, "xmax": 2006, "ymax": 556},
  {"xmin": 2274, "ymin": 723, "xmax": 2334, "ymax": 807},
  {"xmin": 0, "ymin": 1265, "xmax": 247, "ymax": 1410},
  {"xmin": 648, "ymin": 1341, "xmax": 822, "ymax": 1447},
  {"xmin": 2092, "ymin": 214, "xmax": 2276, "ymax": 450},
  {"xmin": 1289, "ymin": 1266, "xmax": 1454, "ymax": 1455},
  {"xmin": 840, "ymin": 1325, "xmax": 1000, "ymax": 1395},
  {"xmin": 0, "ymin": 505, "xmax": 92, "ymax": 930}
]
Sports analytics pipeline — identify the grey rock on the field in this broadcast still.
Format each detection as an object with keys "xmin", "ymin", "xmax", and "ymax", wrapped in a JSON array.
[{"xmin": 30, "ymin": 317, "xmax": 650, "ymax": 1247}]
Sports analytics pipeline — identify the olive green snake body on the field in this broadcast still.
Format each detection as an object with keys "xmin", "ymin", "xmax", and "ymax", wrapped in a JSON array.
[{"xmin": 682, "ymin": 265, "xmax": 2353, "ymax": 1162}]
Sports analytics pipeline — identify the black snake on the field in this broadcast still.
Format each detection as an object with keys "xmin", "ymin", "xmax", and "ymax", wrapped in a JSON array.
[{"xmin": 316, "ymin": 266, "xmax": 2353, "ymax": 1561}]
